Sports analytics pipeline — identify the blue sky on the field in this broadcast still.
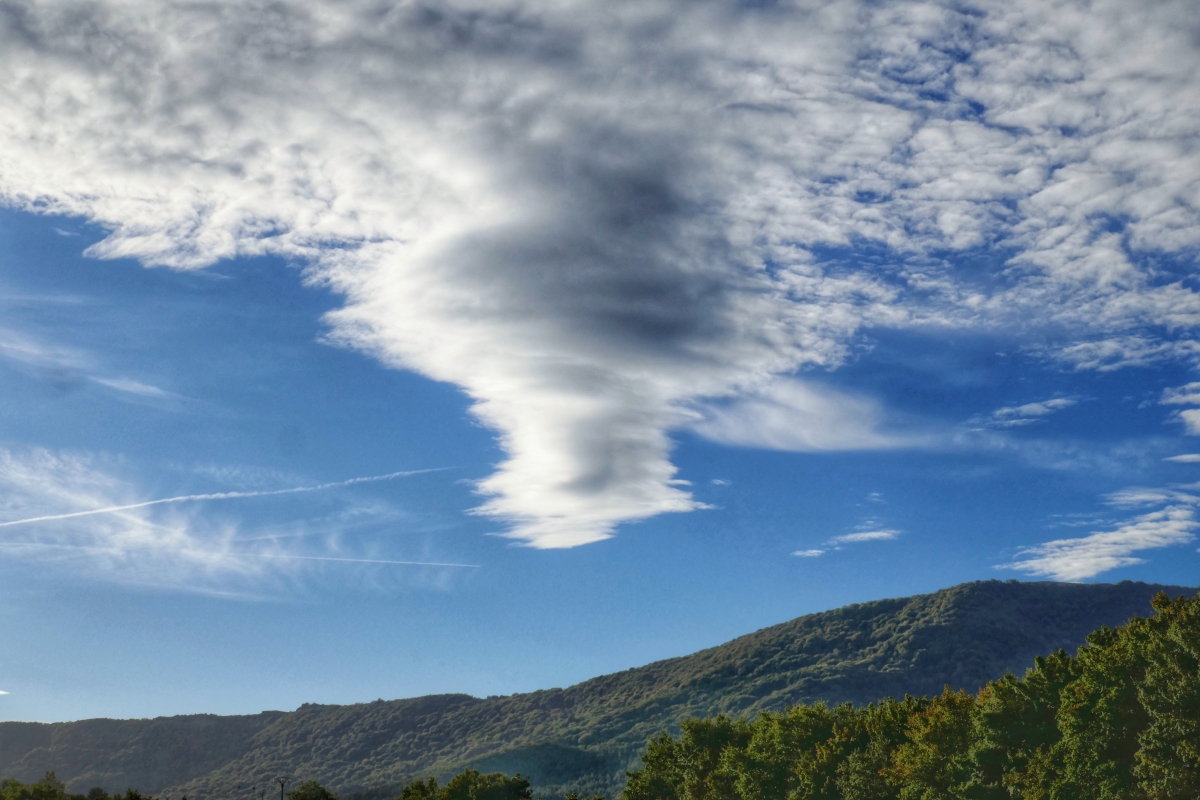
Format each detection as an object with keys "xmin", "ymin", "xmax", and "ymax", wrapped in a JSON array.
[{"xmin": 1, "ymin": 0, "xmax": 1199, "ymax": 722}]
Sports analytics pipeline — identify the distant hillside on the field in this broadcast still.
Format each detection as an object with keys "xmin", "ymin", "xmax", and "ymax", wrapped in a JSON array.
[{"xmin": 1, "ymin": 580, "xmax": 1192, "ymax": 800}]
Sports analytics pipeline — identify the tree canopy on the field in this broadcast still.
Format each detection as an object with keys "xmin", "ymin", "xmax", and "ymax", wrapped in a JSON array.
[{"xmin": 621, "ymin": 591, "xmax": 1200, "ymax": 800}]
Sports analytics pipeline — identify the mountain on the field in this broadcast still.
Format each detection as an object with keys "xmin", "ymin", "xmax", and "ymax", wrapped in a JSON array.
[{"xmin": 2, "ymin": 580, "xmax": 1194, "ymax": 800}]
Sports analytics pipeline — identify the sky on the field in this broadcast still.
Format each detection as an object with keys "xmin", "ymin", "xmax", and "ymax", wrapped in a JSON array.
[{"xmin": 0, "ymin": 0, "xmax": 1199, "ymax": 722}]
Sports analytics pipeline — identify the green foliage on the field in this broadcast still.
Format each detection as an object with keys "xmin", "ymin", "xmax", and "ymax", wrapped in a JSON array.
[
  {"xmin": 0, "ymin": 775, "xmax": 150, "ymax": 800},
  {"xmin": 399, "ymin": 778, "xmax": 440, "ymax": 800},
  {"xmin": 1, "ymin": 773, "xmax": 73, "ymax": 800},
  {"xmin": 287, "ymin": 782, "xmax": 337, "ymax": 800},
  {"xmin": 396, "ymin": 772, "xmax": 530, "ymax": 800},
  {"xmin": 622, "ymin": 591, "xmax": 1200, "ymax": 800},
  {"xmin": 1133, "ymin": 593, "xmax": 1200, "ymax": 800}
]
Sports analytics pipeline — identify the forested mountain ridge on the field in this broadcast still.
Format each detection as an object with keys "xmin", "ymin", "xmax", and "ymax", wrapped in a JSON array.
[{"xmin": 2, "ymin": 580, "xmax": 1193, "ymax": 800}]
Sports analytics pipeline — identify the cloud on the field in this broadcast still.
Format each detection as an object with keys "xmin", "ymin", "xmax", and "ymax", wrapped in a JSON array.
[
  {"xmin": 829, "ymin": 529, "xmax": 900, "ymax": 544},
  {"xmin": 0, "ymin": 328, "xmax": 172, "ymax": 400},
  {"xmin": 1178, "ymin": 411, "xmax": 1200, "ymax": 436},
  {"xmin": 0, "ymin": 448, "xmax": 463, "ymax": 591},
  {"xmin": 973, "ymin": 397, "xmax": 1078, "ymax": 428},
  {"xmin": 1162, "ymin": 383, "xmax": 1200, "ymax": 406},
  {"xmin": 1006, "ymin": 479, "xmax": 1200, "ymax": 580},
  {"xmin": 90, "ymin": 377, "xmax": 169, "ymax": 397},
  {"xmin": 1048, "ymin": 338, "xmax": 1200, "ymax": 372},
  {"xmin": 0, "ymin": 690, "xmax": 7, "ymax": 695},
  {"xmin": 1160, "ymin": 383, "xmax": 1200, "ymax": 435},
  {"xmin": 1104, "ymin": 487, "xmax": 1200, "ymax": 508},
  {"xmin": 0, "ymin": 447, "xmax": 254, "ymax": 589},
  {"xmin": 794, "ymin": 527, "xmax": 898, "ymax": 557},
  {"xmin": 1165, "ymin": 454, "xmax": 1200, "ymax": 463},
  {"xmin": 1003, "ymin": 506, "xmax": 1198, "ymax": 582},
  {"xmin": 0, "ymin": 0, "xmax": 1198, "ymax": 546},
  {"xmin": 691, "ymin": 379, "xmax": 909, "ymax": 452},
  {"xmin": 0, "ymin": 467, "xmax": 446, "ymax": 529}
]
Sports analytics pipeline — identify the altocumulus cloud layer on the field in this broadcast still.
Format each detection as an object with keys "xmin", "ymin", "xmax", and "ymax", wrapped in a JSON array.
[{"xmin": 1, "ymin": 0, "xmax": 1199, "ymax": 547}]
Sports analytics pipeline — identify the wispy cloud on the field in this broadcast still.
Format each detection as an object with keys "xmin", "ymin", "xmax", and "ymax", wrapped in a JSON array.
[
  {"xmin": 0, "ymin": 0, "xmax": 1198, "ymax": 546},
  {"xmin": 691, "ymin": 379, "xmax": 912, "ymax": 452},
  {"xmin": 1161, "ymin": 383, "xmax": 1200, "ymax": 407},
  {"xmin": 0, "ymin": 448, "xmax": 464, "ymax": 591},
  {"xmin": 1104, "ymin": 486, "xmax": 1200, "ymax": 508},
  {"xmin": 0, "ymin": 328, "xmax": 173, "ymax": 400},
  {"xmin": 1003, "ymin": 506, "xmax": 1198, "ymax": 582},
  {"xmin": 0, "ymin": 467, "xmax": 449, "ymax": 530},
  {"xmin": 1004, "ymin": 479, "xmax": 1200, "ymax": 580},
  {"xmin": 829, "ymin": 530, "xmax": 900, "ymax": 544},
  {"xmin": 972, "ymin": 397, "xmax": 1078, "ymax": 428},
  {"xmin": 90, "ymin": 377, "xmax": 170, "ymax": 398},
  {"xmin": 795, "ymin": 526, "xmax": 901, "ymax": 557},
  {"xmin": 1049, "ymin": 338, "xmax": 1200, "ymax": 372},
  {"xmin": 1160, "ymin": 383, "xmax": 1200, "ymax": 435}
]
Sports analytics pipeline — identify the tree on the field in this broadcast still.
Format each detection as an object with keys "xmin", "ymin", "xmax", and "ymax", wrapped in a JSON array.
[
  {"xmin": 286, "ymin": 782, "xmax": 337, "ymax": 800},
  {"xmin": 885, "ymin": 688, "xmax": 976, "ymax": 800},
  {"xmin": 397, "ymin": 771, "xmax": 530, "ymax": 800},
  {"xmin": 968, "ymin": 650, "xmax": 1076, "ymax": 799},
  {"xmin": 624, "ymin": 716, "xmax": 751, "ymax": 800},
  {"xmin": 1134, "ymin": 592, "xmax": 1200, "ymax": 800},
  {"xmin": 399, "ymin": 778, "xmax": 440, "ymax": 800},
  {"xmin": 442, "ymin": 771, "xmax": 531, "ymax": 800},
  {"xmin": 1, "ymin": 773, "xmax": 69, "ymax": 800}
]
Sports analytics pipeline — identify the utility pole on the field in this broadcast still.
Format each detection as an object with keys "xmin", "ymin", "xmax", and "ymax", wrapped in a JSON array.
[{"xmin": 276, "ymin": 776, "xmax": 291, "ymax": 800}]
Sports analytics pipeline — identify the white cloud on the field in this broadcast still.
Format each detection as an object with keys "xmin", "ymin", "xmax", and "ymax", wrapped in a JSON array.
[
  {"xmin": 830, "ymin": 529, "xmax": 900, "ymax": 544},
  {"xmin": 792, "ymin": 549, "xmax": 825, "ymax": 558},
  {"xmin": 1179, "ymin": 410, "xmax": 1200, "ymax": 436},
  {"xmin": 1165, "ymin": 454, "xmax": 1200, "ymax": 463},
  {"xmin": 0, "ymin": 0, "xmax": 1198, "ymax": 546},
  {"xmin": 0, "ymin": 447, "xmax": 260, "ymax": 589},
  {"xmin": 0, "ymin": 448, "xmax": 460, "ymax": 591},
  {"xmin": 691, "ymin": 379, "xmax": 908, "ymax": 452},
  {"xmin": 1162, "ymin": 383, "xmax": 1200, "ymax": 406},
  {"xmin": 0, "ymin": 328, "xmax": 172, "ymax": 399},
  {"xmin": 974, "ymin": 397, "xmax": 1078, "ymax": 428},
  {"xmin": 1049, "ymin": 339, "xmax": 1200, "ymax": 372},
  {"xmin": 90, "ymin": 377, "xmax": 169, "ymax": 397},
  {"xmin": 0, "ymin": 328, "xmax": 86, "ymax": 372},
  {"xmin": 1160, "ymin": 383, "xmax": 1200, "ymax": 435},
  {"xmin": 1007, "ymin": 479, "xmax": 1200, "ymax": 580},
  {"xmin": 1104, "ymin": 487, "xmax": 1200, "ymax": 508},
  {"xmin": 0, "ymin": 690, "xmax": 8, "ymax": 695},
  {"xmin": 1004, "ymin": 506, "xmax": 1198, "ymax": 582}
]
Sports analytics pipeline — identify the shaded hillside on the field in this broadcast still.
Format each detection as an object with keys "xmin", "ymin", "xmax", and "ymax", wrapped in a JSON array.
[
  {"xmin": 1, "ymin": 580, "xmax": 1193, "ymax": 800},
  {"xmin": 0, "ymin": 712, "xmax": 284, "ymax": 795}
]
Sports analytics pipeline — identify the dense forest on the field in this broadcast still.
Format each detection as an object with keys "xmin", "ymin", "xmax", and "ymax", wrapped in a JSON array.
[
  {"xmin": 619, "ymin": 590, "xmax": 1200, "ymax": 800},
  {"xmin": 1, "ymin": 581, "xmax": 1194, "ymax": 799}
]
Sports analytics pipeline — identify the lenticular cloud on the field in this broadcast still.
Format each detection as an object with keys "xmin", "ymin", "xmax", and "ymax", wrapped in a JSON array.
[{"xmin": 1, "ymin": 0, "xmax": 1199, "ymax": 546}]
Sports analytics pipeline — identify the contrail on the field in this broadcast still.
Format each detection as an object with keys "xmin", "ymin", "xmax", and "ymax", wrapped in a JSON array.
[{"xmin": 0, "ymin": 468, "xmax": 450, "ymax": 529}]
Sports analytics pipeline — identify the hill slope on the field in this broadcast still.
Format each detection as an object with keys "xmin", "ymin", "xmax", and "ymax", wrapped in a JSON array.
[{"xmin": 2, "ymin": 580, "xmax": 1193, "ymax": 799}]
